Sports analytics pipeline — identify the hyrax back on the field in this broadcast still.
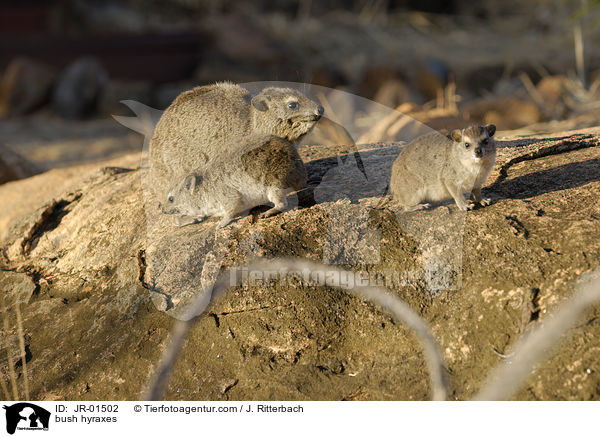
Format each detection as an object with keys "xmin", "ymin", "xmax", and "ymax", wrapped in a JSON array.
[
  {"xmin": 390, "ymin": 124, "xmax": 496, "ymax": 211},
  {"xmin": 149, "ymin": 82, "xmax": 322, "ymax": 199},
  {"xmin": 162, "ymin": 135, "xmax": 307, "ymax": 228}
]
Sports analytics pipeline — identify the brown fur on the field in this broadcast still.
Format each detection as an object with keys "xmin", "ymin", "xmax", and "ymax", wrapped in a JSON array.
[{"xmin": 241, "ymin": 136, "xmax": 305, "ymax": 190}]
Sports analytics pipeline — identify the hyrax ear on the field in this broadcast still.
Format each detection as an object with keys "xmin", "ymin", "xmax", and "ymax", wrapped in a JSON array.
[
  {"xmin": 184, "ymin": 174, "xmax": 202, "ymax": 193},
  {"xmin": 486, "ymin": 124, "xmax": 496, "ymax": 137},
  {"xmin": 450, "ymin": 129, "xmax": 462, "ymax": 142},
  {"xmin": 251, "ymin": 94, "xmax": 270, "ymax": 112},
  {"xmin": 184, "ymin": 174, "xmax": 196, "ymax": 192}
]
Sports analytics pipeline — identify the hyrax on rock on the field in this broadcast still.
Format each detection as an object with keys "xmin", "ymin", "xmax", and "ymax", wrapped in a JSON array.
[
  {"xmin": 150, "ymin": 82, "xmax": 323, "ymax": 199},
  {"xmin": 161, "ymin": 134, "xmax": 307, "ymax": 228},
  {"xmin": 390, "ymin": 124, "xmax": 496, "ymax": 211}
]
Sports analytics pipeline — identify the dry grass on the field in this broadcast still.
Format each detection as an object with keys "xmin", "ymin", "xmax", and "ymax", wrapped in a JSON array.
[{"xmin": 1, "ymin": 292, "xmax": 29, "ymax": 401}]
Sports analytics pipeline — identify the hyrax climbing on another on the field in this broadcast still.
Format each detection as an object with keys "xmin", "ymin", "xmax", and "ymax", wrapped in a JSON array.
[
  {"xmin": 150, "ymin": 82, "xmax": 323, "ymax": 199},
  {"xmin": 161, "ymin": 134, "xmax": 307, "ymax": 228},
  {"xmin": 390, "ymin": 124, "xmax": 496, "ymax": 211}
]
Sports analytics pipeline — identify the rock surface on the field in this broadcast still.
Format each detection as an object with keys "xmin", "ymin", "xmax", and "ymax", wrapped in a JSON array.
[{"xmin": 0, "ymin": 128, "xmax": 600, "ymax": 400}]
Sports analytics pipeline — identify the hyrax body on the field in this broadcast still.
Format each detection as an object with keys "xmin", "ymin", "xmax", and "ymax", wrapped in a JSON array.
[
  {"xmin": 161, "ymin": 134, "xmax": 307, "ymax": 228},
  {"xmin": 150, "ymin": 82, "xmax": 322, "ymax": 199},
  {"xmin": 390, "ymin": 124, "xmax": 496, "ymax": 211}
]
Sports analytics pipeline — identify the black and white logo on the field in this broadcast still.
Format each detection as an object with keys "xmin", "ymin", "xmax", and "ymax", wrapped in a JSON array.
[{"xmin": 2, "ymin": 403, "xmax": 50, "ymax": 435}]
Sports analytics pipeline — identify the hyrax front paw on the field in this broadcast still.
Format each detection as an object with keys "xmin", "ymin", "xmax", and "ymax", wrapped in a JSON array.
[
  {"xmin": 457, "ymin": 202, "xmax": 475, "ymax": 211},
  {"xmin": 404, "ymin": 203, "xmax": 430, "ymax": 212},
  {"xmin": 174, "ymin": 215, "xmax": 197, "ymax": 227},
  {"xmin": 259, "ymin": 208, "xmax": 281, "ymax": 219},
  {"xmin": 216, "ymin": 216, "xmax": 234, "ymax": 229},
  {"xmin": 479, "ymin": 197, "xmax": 492, "ymax": 206}
]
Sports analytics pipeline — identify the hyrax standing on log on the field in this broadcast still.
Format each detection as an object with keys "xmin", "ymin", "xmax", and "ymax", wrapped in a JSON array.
[
  {"xmin": 149, "ymin": 82, "xmax": 323, "ymax": 199},
  {"xmin": 162, "ymin": 134, "xmax": 307, "ymax": 228},
  {"xmin": 390, "ymin": 124, "xmax": 496, "ymax": 211}
]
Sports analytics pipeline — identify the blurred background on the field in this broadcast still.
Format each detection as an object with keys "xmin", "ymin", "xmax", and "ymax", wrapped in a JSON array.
[{"xmin": 2, "ymin": 0, "xmax": 600, "ymax": 174}]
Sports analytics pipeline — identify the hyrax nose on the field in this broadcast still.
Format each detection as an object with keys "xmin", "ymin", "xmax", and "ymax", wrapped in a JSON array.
[
  {"xmin": 316, "ymin": 105, "xmax": 324, "ymax": 117},
  {"xmin": 475, "ymin": 147, "xmax": 483, "ymax": 157}
]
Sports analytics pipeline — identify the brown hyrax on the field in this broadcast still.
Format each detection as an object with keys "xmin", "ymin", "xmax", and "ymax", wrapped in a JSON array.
[
  {"xmin": 161, "ymin": 134, "xmax": 306, "ymax": 228},
  {"xmin": 150, "ymin": 82, "xmax": 323, "ymax": 199},
  {"xmin": 390, "ymin": 124, "xmax": 496, "ymax": 211}
]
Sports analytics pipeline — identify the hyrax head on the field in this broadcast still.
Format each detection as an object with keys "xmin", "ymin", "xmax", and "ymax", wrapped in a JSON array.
[
  {"xmin": 251, "ymin": 87, "xmax": 324, "ymax": 142},
  {"xmin": 161, "ymin": 173, "xmax": 204, "ymax": 216},
  {"xmin": 450, "ymin": 124, "xmax": 496, "ymax": 161}
]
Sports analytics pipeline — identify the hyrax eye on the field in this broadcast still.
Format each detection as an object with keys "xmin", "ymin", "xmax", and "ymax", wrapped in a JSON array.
[
  {"xmin": 287, "ymin": 102, "xmax": 299, "ymax": 110},
  {"xmin": 168, "ymin": 196, "xmax": 174, "ymax": 203},
  {"xmin": 482, "ymin": 138, "xmax": 489, "ymax": 145},
  {"xmin": 465, "ymin": 143, "xmax": 471, "ymax": 148}
]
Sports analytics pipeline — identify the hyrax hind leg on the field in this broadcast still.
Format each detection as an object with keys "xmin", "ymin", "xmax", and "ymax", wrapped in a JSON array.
[
  {"xmin": 260, "ymin": 187, "xmax": 288, "ymax": 219},
  {"xmin": 391, "ymin": 172, "xmax": 430, "ymax": 211},
  {"xmin": 394, "ymin": 191, "xmax": 430, "ymax": 211}
]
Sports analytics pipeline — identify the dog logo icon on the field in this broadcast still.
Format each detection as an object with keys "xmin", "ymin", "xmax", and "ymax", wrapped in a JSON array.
[{"xmin": 2, "ymin": 403, "xmax": 50, "ymax": 434}]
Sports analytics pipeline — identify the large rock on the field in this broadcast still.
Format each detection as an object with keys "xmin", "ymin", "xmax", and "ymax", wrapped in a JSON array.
[
  {"xmin": 0, "ymin": 57, "xmax": 56, "ymax": 116},
  {"xmin": 0, "ymin": 129, "xmax": 600, "ymax": 400},
  {"xmin": 52, "ymin": 58, "xmax": 109, "ymax": 119}
]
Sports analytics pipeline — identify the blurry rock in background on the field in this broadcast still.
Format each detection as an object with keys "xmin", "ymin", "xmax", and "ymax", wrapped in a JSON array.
[
  {"xmin": 0, "ymin": 57, "xmax": 56, "ymax": 116},
  {"xmin": 0, "ymin": 142, "xmax": 42, "ymax": 185},
  {"xmin": 415, "ymin": 59, "xmax": 448, "ymax": 102},
  {"xmin": 373, "ymin": 78, "xmax": 425, "ymax": 108},
  {"xmin": 536, "ymin": 75, "xmax": 569, "ymax": 119},
  {"xmin": 460, "ymin": 96, "xmax": 541, "ymax": 131},
  {"xmin": 52, "ymin": 57, "xmax": 109, "ymax": 119}
]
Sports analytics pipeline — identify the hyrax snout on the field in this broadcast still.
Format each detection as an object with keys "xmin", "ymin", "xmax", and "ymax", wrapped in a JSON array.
[
  {"xmin": 162, "ymin": 134, "xmax": 307, "ymax": 228},
  {"xmin": 390, "ymin": 124, "xmax": 496, "ymax": 211}
]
